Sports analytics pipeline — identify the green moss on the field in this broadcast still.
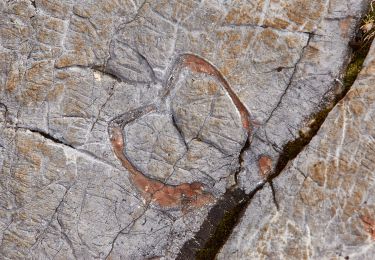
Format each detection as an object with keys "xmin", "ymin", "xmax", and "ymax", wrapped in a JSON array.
[
  {"xmin": 191, "ymin": 4, "xmax": 375, "ymax": 260},
  {"xmin": 343, "ymin": 48, "xmax": 368, "ymax": 88},
  {"xmin": 344, "ymin": 1, "xmax": 374, "ymax": 88},
  {"xmin": 195, "ymin": 34, "xmax": 373, "ymax": 260},
  {"xmin": 275, "ymin": 5, "xmax": 375, "ymax": 176},
  {"xmin": 272, "ymin": 105, "xmax": 332, "ymax": 175},
  {"xmin": 275, "ymin": 43, "xmax": 369, "ymax": 174}
]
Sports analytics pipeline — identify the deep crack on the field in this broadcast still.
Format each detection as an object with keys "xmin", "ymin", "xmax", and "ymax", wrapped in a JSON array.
[
  {"xmin": 11, "ymin": 126, "xmax": 119, "ymax": 169},
  {"xmin": 176, "ymin": 6, "xmax": 374, "ymax": 259},
  {"xmin": 26, "ymin": 128, "xmax": 75, "ymax": 149}
]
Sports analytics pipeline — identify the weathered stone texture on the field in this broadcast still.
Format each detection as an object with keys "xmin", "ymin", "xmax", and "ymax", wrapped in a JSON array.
[
  {"xmin": 0, "ymin": 0, "xmax": 372, "ymax": 258},
  {"xmin": 219, "ymin": 40, "xmax": 375, "ymax": 260},
  {"xmin": 239, "ymin": 0, "xmax": 370, "ymax": 192}
]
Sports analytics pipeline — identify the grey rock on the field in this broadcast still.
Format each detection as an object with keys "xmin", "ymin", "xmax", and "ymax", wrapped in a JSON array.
[
  {"xmin": 0, "ymin": 0, "xmax": 372, "ymax": 258},
  {"xmin": 219, "ymin": 36, "xmax": 375, "ymax": 260}
]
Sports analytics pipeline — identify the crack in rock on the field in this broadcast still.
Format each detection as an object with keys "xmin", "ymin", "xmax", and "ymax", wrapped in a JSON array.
[
  {"xmin": 177, "ymin": 10, "xmax": 375, "ymax": 258},
  {"xmin": 265, "ymin": 32, "xmax": 313, "ymax": 124},
  {"xmin": 1, "ymin": 1, "xmax": 372, "ymax": 258}
]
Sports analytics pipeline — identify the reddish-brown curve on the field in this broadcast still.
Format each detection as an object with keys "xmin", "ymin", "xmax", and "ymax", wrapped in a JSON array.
[
  {"xmin": 109, "ymin": 125, "xmax": 214, "ymax": 209},
  {"xmin": 109, "ymin": 54, "xmax": 251, "ymax": 210},
  {"xmin": 181, "ymin": 54, "xmax": 251, "ymax": 133},
  {"xmin": 258, "ymin": 155, "xmax": 273, "ymax": 178}
]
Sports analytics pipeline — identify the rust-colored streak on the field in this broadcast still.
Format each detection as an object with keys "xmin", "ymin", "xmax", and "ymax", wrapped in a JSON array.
[
  {"xmin": 182, "ymin": 54, "xmax": 251, "ymax": 133},
  {"xmin": 109, "ymin": 54, "xmax": 251, "ymax": 210},
  {"xmin": 109, "ymin": 125, "xmax": 214, "ymax": 209},
  {"xmin": 360, "ymin": 215, "xmax": 375, "ymax": 240},
  {"xmin": 258, "ymin": 155, "xmax": 273, "ymax": 178}
]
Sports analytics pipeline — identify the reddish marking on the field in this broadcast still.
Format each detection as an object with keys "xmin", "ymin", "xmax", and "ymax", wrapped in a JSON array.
[
  {"xmin": 109, "ymin": 54, "xmax": 252, "ymax": 210},
  {"xmin": 110, "ymin": 126, "xmax": 214, "ymax": 209},
  {"xmin": 360, "ymin": 215, "xmax": 375, "ymax": 240},
  {"xmin": 182, "ymin": 54, "xmax": 251, "ymax": 134},
  {"xmin": 258, "ymin": 155, "xmax": 273, "ymax": 178}
]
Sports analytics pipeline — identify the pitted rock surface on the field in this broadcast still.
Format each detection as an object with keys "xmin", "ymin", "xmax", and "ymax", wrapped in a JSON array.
[
  {"xmin": 218, "ymin": 39, "xmax": 375, "ymax": 260},
  {"xmin": 0, "ymin": 0, "xmax": 372, "ymax": 259}
]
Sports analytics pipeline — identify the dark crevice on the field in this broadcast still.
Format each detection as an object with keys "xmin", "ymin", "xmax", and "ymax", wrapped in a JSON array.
[
  {"xmin": 92, "ymin": 65, "xmax": 123, "ymax": 83},
  {"xmin": 26, "ymin": 128, "xmax": 75, "ymax": 149},
  {"xmin": 30, "ymin": 0, "xmax": 36, "ymax": 9},
  {"xmin": 176, "ymin": 4, "xmax": 374, "ymax": 259},
  {"xmin": 176, "ymin": 135, "xmax": 260, "ymax": 260},
  {"xmin": 177, "ymin": 184, "xmax": 267, "ymax": 260},
  {"xmin": 176, "ymin": 188, "xmax": 249, "ymax": 260},
  {"xmin": 18, "ymin": 125, "xmax": 120, "ymax": 170},
  {"xmin": 4, "ymin": 124, "xmax": 118, "ymax": 169},
  {"xmin": 234, "ymin": 137, "xmax": 251, "ymax": 185},
  {"xmin": 170, "ymin": 112, "xmax": 188, "ymax": 149},
  {"xmin": 54, "ymin": 64, "xmax": 123, "ymax": 83},
  {"xmin": 269, "ymin": 180, "xmax": 279, "ymax": 211},
  {"xmin": 272, "ymin": 17, "xmax": 373, "ymax": 179}
]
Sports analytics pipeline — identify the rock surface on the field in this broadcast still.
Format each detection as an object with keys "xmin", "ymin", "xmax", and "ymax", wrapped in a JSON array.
[
  {"xmin": 218, "ymin": 38, "xmax": 375, "ymax": 259},
  {"xmin": 0, "ymin": 0, "xmax": 372, "ymax": 259}
]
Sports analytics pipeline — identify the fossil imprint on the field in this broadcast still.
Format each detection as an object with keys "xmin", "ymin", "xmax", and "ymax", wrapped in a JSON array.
[{"xmin": 108, "ymin": 54, "xmax": 252, "ymax": 210}]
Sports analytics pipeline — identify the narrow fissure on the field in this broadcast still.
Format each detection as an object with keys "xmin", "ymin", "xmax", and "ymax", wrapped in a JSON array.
[
  {"xmin": 265, "ymin": 32, "xmax": 313, "ymax": 124},
  {"xmin": 23, "ymin": 128, "xmax": 75, "ymax": 149},
  {"xmin": 272, "ymin": 15, "xmax": 373, "ymax": 178},
  {"xmin": 177, "ymin": 4, "xmax": 375, "ymax": 259},
  {"xmin": 176, "ymin": 187, "xmax": 249, "ymax": 260},
  {"xmin": 269, "ymin": 180, "xmax": 279, "ymax": 211},
  {"xmin": 234, "ymin": 137, "xmax": 251, "ymax": 185}
]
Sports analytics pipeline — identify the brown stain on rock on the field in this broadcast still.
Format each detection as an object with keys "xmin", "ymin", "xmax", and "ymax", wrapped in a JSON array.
[
  {"xmin": 55, "ymin": 52, "xmax": 88, "ymax": 68},
  {"xmin": 339, "ymin": 17, "xmax": 353, "ymax": 39},
  {"xmin": 180, "ymin": 54, "xmax": 251, "ymax": 134},
  {"xmin": 109, "ymin": 124, "xmax": 214, "ymax": 209},
  {"xmin": 223, "ymin": 1, "xmax": 264, "ymax": 25},
  {"xmin": 258, "ymin": 29, "xmax": 278, "ymax": 49},
  {"xmin": 5, "ymin": 67, "xmax": 20, "ymax": 93},
  {"xmin": 360, "ymin": 215, "xmax": 375, "ymax": 240},
  {"xmin": 258, "ymin": 155, "xmax": 273, "ymax": 178},
  {"xmin": 285, "ymin": 1, "xmax": 325, "ymax": 31},
  {"xmin": 264, "ymin": 18, "xmax": 290, "ymax": 30},
  {"xmin": 308, "ymin": 161, "xmax": 325, "ymax": 187},
  {"xmin": 109, "ymin": 54, "xmax": 251, "ymax": 210},
  {"xmin": 47, "ymin": 83, "xmax": 65, "ymax": 101}
]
